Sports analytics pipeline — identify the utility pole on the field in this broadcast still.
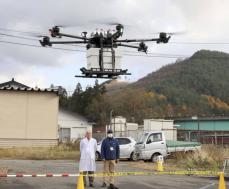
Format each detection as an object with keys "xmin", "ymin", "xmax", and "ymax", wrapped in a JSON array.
[{"xmin": 109, "ymin": 109, "xmax": 113, "ymax": 130}]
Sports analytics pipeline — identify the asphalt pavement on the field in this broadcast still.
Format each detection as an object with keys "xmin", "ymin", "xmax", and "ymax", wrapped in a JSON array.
[{"xmin": 0, "ymin": 160, "xmax": 225, "ymax": 189}]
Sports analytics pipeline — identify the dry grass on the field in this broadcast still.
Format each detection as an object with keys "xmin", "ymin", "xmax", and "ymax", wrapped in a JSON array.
[
  {"xmin": 127, "ymin": 161, "xmax": 157, "ymax": 170},
  {"xmin": 129, "ymin": 145, "xmax": 228, "ymax": 172},
  {"xmin": 168, "ymin": 145, "xmax": 227, "ymax": 171},
  {"xmin": 0, "ymin": 141, "xmax": 80, "ymax": 160},
  {"xmin": 0, "ymin": 167, "xmax": 8, "ymax": 174}
]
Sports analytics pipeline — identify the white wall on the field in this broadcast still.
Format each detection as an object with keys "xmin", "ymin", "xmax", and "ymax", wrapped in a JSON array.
[
  {"xmin": 111, "ymin": 116, "xmax": 126, "ymax": 132},
  {"xmin": 58, "ymin": 110, "xmax": 92, "ymax": 141},
  {"xmin": 126, "ymin": 123, "xmax": 138, "ymax": 131},
  {"xmin": 144, "ymin": 119, "xmax": 174, "ymax": 130},
  {"xmin": 0, "ymin": 91, "xmax": 58, "ymax": 140},
  {"xmin": 71, "ymin": 127, "xmax": 92, "ymax": 140},
  {"xmin": 163, "ymin": 130, "xmax": 177, "ymax": 141},
  {"xmin": 143, "ymin": 119, "xmax": 177, "ymax": 140}
]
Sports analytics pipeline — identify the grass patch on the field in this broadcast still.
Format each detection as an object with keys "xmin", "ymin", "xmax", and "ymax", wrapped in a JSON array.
[
  {"xmin": 0, "ymin": 167, "xmax": 8, "ymax": 174},
  {"xmin": 129, "ymin": 145, "xmax": 227, "ymax": 172},
  {"xmin": 167, "ymin": 144, "xmax": 227, "ymax": 171},
  {"xmin": 0, "ymin": 141, "xmax": 80, "ymax": 160}
]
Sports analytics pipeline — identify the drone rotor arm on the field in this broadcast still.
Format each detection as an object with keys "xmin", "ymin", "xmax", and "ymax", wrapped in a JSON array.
[
  {"xmin": 117, "ymin": 43, "xmax": 139, "ymax": 49},
  {"xmin": 117, "ymin": 42, "xmax": 148, "ymax": 53},
  {"xmin": 48, "ymin": 40, "xmax": 87, "ymax": 45},
  {"xmin": 115, "ymin": 38, "xmax": 159, "ymax": 43},
  {"xmin": 54, "ymin": 32, "xmax": 89, "ymax": 41}
]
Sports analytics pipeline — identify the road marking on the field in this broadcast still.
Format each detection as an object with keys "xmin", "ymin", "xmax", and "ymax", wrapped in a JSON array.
[
  {"xmin": 198, "ymin": 183, "xmax": 215, "ymax": 189},
  {"xmin": 138, "ymin": 181, "xmax": 155, "ymax": 189}
]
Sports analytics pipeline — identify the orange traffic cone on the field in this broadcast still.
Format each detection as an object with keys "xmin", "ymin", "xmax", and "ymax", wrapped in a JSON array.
[
  {"xmin": 218, "ymin": 172, "xmax": 226, "ymax": 189},
  {"xmin": 77, "ymin": 173, "xmax": 84, "ymax": 189}
]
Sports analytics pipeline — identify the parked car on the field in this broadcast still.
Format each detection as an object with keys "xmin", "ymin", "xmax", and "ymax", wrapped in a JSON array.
[
  {"xmin": 96, "ymin": 137, "xmax": 137, "ymax": 161},
  {"xmin": 135, "ymin": 131, "xmax": 201, "ymax": 162}
]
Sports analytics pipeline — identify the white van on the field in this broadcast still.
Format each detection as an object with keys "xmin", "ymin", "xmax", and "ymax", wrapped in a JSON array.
[
  {"xmin": 135, "ymin": 131, "xmax": 167, "ymax": 162},
  {"xmin": 135, "ymin": 131, "xmax": 201, "ymax": 162}
]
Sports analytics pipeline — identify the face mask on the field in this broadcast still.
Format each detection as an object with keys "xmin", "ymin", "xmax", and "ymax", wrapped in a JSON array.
[{"xmin": 107, "ymin": 134, "xmax": 113, "ymax": 138}]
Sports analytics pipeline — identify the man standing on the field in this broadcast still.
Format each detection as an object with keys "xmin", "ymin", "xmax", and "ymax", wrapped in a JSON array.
[
  {"xmin": 101, "ymin": 129, "xmax": 120, "ymax": 189},
  {"xmin": 79, "ymin": 131, "xmax": 97, "ymax": 187}
]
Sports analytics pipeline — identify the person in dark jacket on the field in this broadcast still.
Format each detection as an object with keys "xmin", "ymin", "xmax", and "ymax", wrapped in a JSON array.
[{"xmin": 101, "ymin": 129, "xmax": 120, "ymax": 189}]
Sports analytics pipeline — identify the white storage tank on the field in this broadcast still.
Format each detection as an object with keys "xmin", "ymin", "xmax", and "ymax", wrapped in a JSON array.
[{"xmin": 86, "ymin": 48, "xmax": 122, "ymax": 70}]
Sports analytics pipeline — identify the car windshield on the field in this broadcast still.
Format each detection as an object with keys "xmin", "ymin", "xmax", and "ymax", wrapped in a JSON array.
[{"xmin": 137, "ymin": 133, "xmax": 148, "ymax": 144}]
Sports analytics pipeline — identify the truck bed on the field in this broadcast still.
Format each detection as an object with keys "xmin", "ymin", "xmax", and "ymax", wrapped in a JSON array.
[{"xmin": 166, "ymin": 140, "xmax": 201, "ymax": 153}]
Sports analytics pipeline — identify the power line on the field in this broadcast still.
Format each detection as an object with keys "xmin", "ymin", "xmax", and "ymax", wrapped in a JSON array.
[
  {"xmin": 0, "ymin": 32, "xmax": 88, "ymax": 49},
  {"xmin": 0, "ymin": 39, "xmax": 186, "ymax": 58},
  {"xmin": 1, "ymin": 26, "xmax": 229, "ymax": 45},
  {"xmin": 123, "ymin": 50, "xmax": 188, "ymax": 57},
  {"xmin": 0, "ymin": 32, "xmax": 37, "ymax": 41},
  {"xmin": 0, "ymin": 33, "xmax": 185, "ymax": 57},
  {"xmin": 0, "ymin": 32, "xmax": 226, "ymax": 58},
  {"xmin": 170, "ymin": 42, "xmax": 229, "ymax": 45},
  {"xmin": 123, "ymin": 53, "xmax": 187, "ymax": 58},
  {"xmin": 1, "ymin": 38, "xmax": 229, "ymax": 60},
  {"xmin": 0, "ymin": 40, "xmax": 86, "ymax": 52},
  {"xmin": 0, "ymin": 27, "xmax": 41, "ymax": 35}
]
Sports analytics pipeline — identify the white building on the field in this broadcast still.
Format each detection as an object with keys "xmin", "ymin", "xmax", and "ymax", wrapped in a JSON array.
[
  {"xmin": 0, "ymin": 78, "xmax": 59, "ymax": 147},
  {"xmin": 108, "ymin": 116, "xmax": 139, "ymax": 138},
  {"xmin": 144, "ymin": 119, "xmax": 177, "ymax": 140},
  {"xmin": 110, "ymin": 116, "xmax": 126, "ymax": 132},
  {"xmin": 58, "ymin": 109, "xmax": 92, "ymax": 142}
]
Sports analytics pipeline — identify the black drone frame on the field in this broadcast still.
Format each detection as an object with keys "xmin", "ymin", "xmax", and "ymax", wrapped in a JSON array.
[{"xmin": 40, "ymin": 24, "xmax": 171, "ymax": 79}]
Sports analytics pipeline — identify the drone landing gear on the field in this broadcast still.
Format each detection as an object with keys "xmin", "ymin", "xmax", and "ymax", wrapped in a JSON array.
[{"xmin": 75, "ymin": 67, "xmax": 131, "ymax": 79}]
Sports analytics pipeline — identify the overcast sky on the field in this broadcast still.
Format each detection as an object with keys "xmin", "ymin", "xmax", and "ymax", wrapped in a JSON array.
[{"xmin": 0, "ymin": 0, "xmax": 229, "ymax": 93}]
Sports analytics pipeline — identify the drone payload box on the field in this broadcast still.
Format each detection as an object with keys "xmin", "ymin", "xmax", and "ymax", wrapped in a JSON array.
[{"xmin": 86, "ymin": 48, "xmax": 122, "ymax": 70}]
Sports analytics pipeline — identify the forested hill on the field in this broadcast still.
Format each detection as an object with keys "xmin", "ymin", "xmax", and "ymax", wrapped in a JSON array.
[
  {"xmin": 133, "ymin": 50, "xmax": 229, "ymax": 101},
  {"xmin": 127, "ymin": 50, "xmax": 229, "ymax": 117},
  {"xmin": 60, "ymin": 50, "xmax": 229, "ymax": 126}
]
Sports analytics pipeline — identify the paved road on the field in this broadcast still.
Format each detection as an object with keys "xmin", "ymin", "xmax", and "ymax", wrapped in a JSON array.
[{"xmin": 0, "ymin": 160, "xmax": 225, "ymax": 189}]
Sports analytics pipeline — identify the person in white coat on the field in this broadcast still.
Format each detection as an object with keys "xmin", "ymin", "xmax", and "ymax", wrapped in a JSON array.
[{"xmin": 79, "ymin": 131, "xmax": 97, "ymax": 187}]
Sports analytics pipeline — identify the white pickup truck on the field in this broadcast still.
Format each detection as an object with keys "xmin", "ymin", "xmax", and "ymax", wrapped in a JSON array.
[{"xmin": 135, "ymin": 131, "xmax": 201, "ymax": 162}]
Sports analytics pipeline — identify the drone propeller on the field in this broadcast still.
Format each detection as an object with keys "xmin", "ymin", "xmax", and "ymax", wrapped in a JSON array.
[
  {"xmin": 39, "ymin": 36, "xmax": 51, "ymax": 47},
  {"xmin": 51, "ymin": 19, "xmax": 86, "ymax": 28},
  {"xmin": 53, "ymin": 24, "xmax": 78, "ymax": 28},
  {"xmin": 25, "ymin": 33, "xmax": 49, "ymax": 38},
  {"xmin": 53, "ymin": 25, "xmax": 65, "ymax": 28},
  {"xmin": 152, "ymin": 31, "xmax": 187, "ymax": 36},
  {"xmin": 99, "ymin": 22, "xmax": 124, "ymax": 26},
  {"xmin": 166, "ymin": 31, "xmax": 186, "ymax": 36},
  {"xmin": 90, "ymin": 18, "xmax": 131, "ymax": 27},
  {"xmin": 35, "ymin": 35, "xmax": 49, "ymax": 38}
]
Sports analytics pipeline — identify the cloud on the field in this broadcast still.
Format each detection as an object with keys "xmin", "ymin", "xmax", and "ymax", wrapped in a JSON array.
[{"xmin": 0, "ymin": 0, "xmax": 228, "ymax": 89}]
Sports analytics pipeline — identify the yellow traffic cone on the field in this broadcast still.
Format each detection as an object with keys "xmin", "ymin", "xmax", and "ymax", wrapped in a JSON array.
[
  {"xmin": 218, "ymin": 172, "xmax": 226, "ymax": 189},
  {"xmin": 77, "ymin": 174, "xmax": 84, "ymax": 189},
  {"xmin": 157, "ymin": 161, "xmax": 164, "ymax": 172}
]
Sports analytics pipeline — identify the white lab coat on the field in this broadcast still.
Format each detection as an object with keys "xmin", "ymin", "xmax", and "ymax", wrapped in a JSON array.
[{"xmin": 79, "ymin": 137, "xmax": 97, "ymax": 172}]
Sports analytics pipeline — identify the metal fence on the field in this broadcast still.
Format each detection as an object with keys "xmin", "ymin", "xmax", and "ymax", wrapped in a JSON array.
[{"xmin": 177, "ymin": 130, "xmax": 229, "ymax": 146}]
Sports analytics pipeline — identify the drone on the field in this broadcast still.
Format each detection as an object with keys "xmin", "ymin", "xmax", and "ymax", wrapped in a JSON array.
[{"xmin": 39, "ymin": 24, "xmax": 171, "ymax": 79}]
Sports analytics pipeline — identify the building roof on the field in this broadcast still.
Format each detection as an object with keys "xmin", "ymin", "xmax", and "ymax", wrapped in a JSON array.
[
  {"xmin": 0, "ymin": 86, "xmax": 59, "ymax": 94},
  {"xmin": 175, "ymin": 119, "xmax": 229, "ymax": 131},
  {"xmin": 0, "ymin": 78, "xmax": 30, "ymax": 88},
  {"xmin": 0, "ymin": 78, "xmax": 58, "ymax": 94},
  {"xmin": 175, "ymin": 117, "xmax": 229, "ymax": 122}
]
